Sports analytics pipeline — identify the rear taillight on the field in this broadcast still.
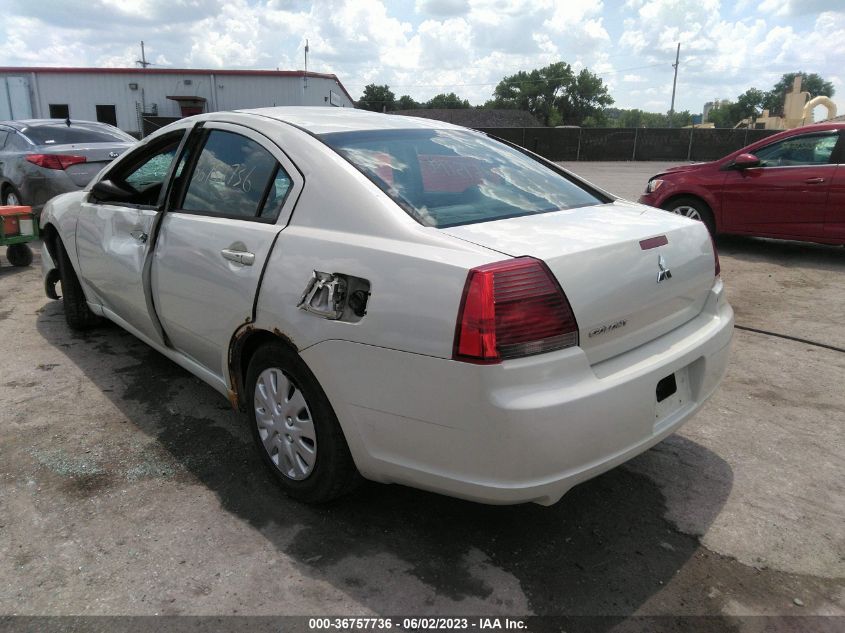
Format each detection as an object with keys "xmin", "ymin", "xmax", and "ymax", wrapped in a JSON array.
[
  {"xmin": 453, "ymin": 257, "xmax": 579, "ymax": 364},
  {"xmin": 25, "ymin": 154, "xmax": 87, "ymax": 170},
  {"xmin": 709, "ymin": 234, "xmax": 720, "ymax": 276}
]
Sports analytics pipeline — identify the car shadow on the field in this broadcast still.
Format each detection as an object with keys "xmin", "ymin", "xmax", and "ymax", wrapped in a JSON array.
[
  {"xmin": 35, "ymin": 304, "xmax": 734, "ymax": 624},
  {"xmin": 715, "ymin": 234, "xmax": 845, "ymax": 271}
]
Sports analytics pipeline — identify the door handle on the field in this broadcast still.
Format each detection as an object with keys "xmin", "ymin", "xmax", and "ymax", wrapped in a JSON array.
[
  {"xmin": 129, "ymin": 229, "xmax": 148, "ymax": 243},
  {"xmin": 805, "ymin": 177, "xmax": 825, "ymax": 184},
  {"xmin": 221, "ymin": 248, "xmax": 255, "ymax": 266}
]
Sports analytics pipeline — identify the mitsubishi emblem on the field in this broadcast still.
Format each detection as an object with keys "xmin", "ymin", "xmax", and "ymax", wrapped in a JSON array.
[
  {"xmin": 109, "ymin": 151, "xmax": 120, "ymax": 158},
  {"xmin": 657, "ymin": 254, "xmax": 672, "ymax": 283}
]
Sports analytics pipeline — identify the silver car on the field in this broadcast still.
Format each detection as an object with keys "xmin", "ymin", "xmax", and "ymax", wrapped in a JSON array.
[
  {"xmin": 0, "ymin": 119, "xmax": 135, "ymax": 215},
  {"xmin": 39, "ymin": 108, "xmax": 732, "ymax": 506}
]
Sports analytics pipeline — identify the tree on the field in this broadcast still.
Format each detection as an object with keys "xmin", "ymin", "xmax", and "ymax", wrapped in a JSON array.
[
  {"xmin": 706, "ymin": 105, "xmax": 737, "ymax": 128},
  {"xmin": 491, "ymin": 62, "xmax": 612, "ymax": 126},
  {"xmin": 396, "ymin": 95, "xmax": 420, "ymax": 110},
  {"xmin": 706, "ymin": 88, "xmax": 767, "ymax": 127},
  {"xmin": 492, "ymin": 62, "xmax": 573, "ymax": 125},
  {"xmin": 561, "ymin": 69, "xmax": 614, "ymax": 126},
  {"xmin": 425, "ymin": 92, "xmax": 471, "ymax": 109},
  {"xmin": 358, "ymin": 84, "xmax": 395, "ymax": 112},
  {"xmin": 763, "ymin": 72, "xmax": 835, "ymax": 115},
  {"xmin": 606, "ymin": 108, "xmax": 694, "ymax": 128}
]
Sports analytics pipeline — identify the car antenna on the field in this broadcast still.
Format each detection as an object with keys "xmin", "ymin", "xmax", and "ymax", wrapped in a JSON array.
[{"xmin": 65, "ymin": 117, "xmax": 71, "ymax": 127}]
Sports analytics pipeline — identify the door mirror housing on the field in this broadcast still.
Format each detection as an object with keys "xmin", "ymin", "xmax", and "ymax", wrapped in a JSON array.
[
  {"xmin": 732, "ymin": 153, "xmax": 760, "ymax": 169},
  {"xmin": 90, "ymin": 179, "xmax": 135, "ymax": 202}
]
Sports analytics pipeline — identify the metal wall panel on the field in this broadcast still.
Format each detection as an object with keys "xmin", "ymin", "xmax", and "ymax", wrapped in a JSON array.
[{"xmin": 0, "ymin": 71, "xmax": 354, "ymax": 134}]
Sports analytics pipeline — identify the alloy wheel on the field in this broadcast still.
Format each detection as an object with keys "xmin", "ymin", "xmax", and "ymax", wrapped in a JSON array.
[{"xmin": 670, "ymin": 204, "xmax": 702, "ymax": 221}]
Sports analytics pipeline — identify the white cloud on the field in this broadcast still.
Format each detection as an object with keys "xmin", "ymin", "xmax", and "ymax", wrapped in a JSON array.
[
  {"xmin": 415, "ymin": 0, "xmax": 469, "ymax": 16},
  {"xmin": 0, "ymin": 0, "xmax": 841, "ymax": 115}
]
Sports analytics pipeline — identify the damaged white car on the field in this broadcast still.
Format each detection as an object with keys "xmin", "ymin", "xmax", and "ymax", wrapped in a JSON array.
[{"xmin": 40, "ymin": 107, "xmax": 733, "ymax": 505}]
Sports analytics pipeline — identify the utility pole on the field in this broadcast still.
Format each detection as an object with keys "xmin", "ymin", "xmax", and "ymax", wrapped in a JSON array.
[
  {"xmin": 668, "ymin": 42, "xmax": 680, "ymax": 127},
  {"xmin": 304, "ymin": 39, "xmax": 309, "ymax": 90},
  {"xmin": 136, "ymin": 41, "xmax": 152, "ymax": 68}
]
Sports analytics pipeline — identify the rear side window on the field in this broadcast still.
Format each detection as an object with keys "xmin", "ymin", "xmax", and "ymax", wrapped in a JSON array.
[
  {"xmin": 5, "ymin": 133, "xmax": 30, "ymax": 151},
  {"xmin": 181, "ymin": 129, "xmax": 288, "ymax": 220},
  {"xmin": 320, "ymin": 129, "xmax": 604, "ymax": 227},
  {"xmin": 22, "ymin": 124, "xmax": 133, "ymax": 145}
]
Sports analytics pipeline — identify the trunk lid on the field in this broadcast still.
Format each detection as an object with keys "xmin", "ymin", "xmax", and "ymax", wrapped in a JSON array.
[
  {"xmin": 442, "ymin": 200, "xmax": 716, "ymax": 365},
  {"xmin": 35, "ymin": 142, "xmax": 132, "ymax": 187}
]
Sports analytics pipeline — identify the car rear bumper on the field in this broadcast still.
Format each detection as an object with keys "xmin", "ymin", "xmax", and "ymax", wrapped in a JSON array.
[{"xmin": 302, "ymin": 279, "xmax": 733, "ymax": 506}]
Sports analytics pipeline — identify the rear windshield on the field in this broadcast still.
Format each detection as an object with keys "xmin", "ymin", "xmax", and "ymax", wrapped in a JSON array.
[
  {"xmin": 22, "ymin": 124, "xmax": 134, "ymax": 146},
  {"xmin": 320, "ymin": 129, "xmax": 604, "ymax": 227}
]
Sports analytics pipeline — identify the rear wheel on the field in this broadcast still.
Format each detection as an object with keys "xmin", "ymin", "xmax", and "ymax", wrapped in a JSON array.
[
  {"xmin": 246, "ymin": 341, "xmax": 359, "ymax": 503},
  {"xmin": 55, "ymin": 238, "xmax": 102, "ymax": 330},
  {"xmin": 2, "ymin": 188, "xmax": 21, "ymax": 206},
  {"xmin": 663, "ymin": 196, "xmax": 716, "ymax": 236},
  {"xmin": 6, "ymin": 243, "xmax": 32, "ymax": 267}
]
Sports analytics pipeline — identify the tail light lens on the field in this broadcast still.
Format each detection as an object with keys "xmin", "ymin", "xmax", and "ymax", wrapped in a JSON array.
[
  {"xmin": 25, "ymin": 154, "xmax": 87, "ymax": 170},
  {"xmin": 453, "ymin": 257, "xmax": 579, "ymax": 364}
]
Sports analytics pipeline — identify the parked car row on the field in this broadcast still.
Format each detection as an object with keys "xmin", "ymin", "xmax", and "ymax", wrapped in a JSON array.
[{"xmin": 16, "ymin": 109, "xmax": 842, "ymax": 507}]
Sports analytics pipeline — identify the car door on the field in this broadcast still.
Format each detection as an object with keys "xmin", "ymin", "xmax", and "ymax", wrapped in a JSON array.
[
  {"xmin": 151, "ymin": 122, "xmax": 302, "ymax": 376},
  {"xmin": 76, "ymin": 129, "xmax": 188, "ymax": 344},
  {"xmin": 720, "ymin": 130, "xmax": 840, "ymax": 237}
]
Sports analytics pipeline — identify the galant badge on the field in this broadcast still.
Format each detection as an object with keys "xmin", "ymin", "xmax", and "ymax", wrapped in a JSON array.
[
  {"xmin": 657, "ymin": 254, "xmax": 672, "ymax": 283},
  {"xmin": 109, "ymin": 151, "xmax": 120, "ymax": 158}
]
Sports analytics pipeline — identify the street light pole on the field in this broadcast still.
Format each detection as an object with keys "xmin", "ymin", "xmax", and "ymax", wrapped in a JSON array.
[{"xmin": 669, "ymin": 42, "xmax": 680, "ymax": 127}]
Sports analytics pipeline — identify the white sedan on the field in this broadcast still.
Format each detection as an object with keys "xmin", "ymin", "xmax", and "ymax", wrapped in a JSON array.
[{"xmin": 39, "ymin": 107, "xmax": 733, "ymax": 505}]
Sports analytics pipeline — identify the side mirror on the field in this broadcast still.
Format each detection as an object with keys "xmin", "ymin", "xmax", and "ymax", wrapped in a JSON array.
[
  {"xmin": 90, "ymin": 179, "xmax": 134, "ymax": 202},
  {"xmin": 732, "ymin": 153, "xmax": 760, "ymax": 169}
]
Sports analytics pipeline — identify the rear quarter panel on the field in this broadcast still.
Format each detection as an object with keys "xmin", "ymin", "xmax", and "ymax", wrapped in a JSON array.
[{"xmin": 247, "ymin": 121, "xmax": 501, "ymax": 358}]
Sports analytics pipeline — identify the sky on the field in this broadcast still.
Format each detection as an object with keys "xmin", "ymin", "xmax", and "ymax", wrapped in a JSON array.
[{"xmin": 0, "ymin": 0, "xmax": 843, "ymax": 116}]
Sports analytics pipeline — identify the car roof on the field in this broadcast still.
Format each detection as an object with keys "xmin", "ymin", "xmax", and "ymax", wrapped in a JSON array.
[
  {"xmin": 0, "ymin": 118, "xmax": 112, "ymax": 130},
  {"xmin": 236, "ymin": 106, "xmax": 468, "ymax": 135}
]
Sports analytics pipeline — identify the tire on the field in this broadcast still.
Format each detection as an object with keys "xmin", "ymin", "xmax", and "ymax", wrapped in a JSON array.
[
  {"xmin": 55, "ymin": 238, "xmax": 102, "ymax": 330},
  {"xmin": 246, "ymin": 341, "xmax": 360, "ymax": 503},
  {"xmin": 662, "ymin": 196, "xmax": 716, "ymax": 236},
  {"xmin": 2, "ymin": 187, "xmax": 22, "ymax": 206},
  {"xmin": 6, "ymin": 243, "xmax": 33, "ymax": 267}
]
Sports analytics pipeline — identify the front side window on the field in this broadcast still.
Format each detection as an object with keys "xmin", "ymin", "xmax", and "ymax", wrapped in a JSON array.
[
  {"xmin": 100, "ymin": 132, "xmax": 184, "ymax": 206},
  {"xmin": 755, "ymin": 133, "xmax": 838, "ymax": 167},
  {"xmin": 320, "ymin": 129, "xmax": 604, "ymax": 228},
  {"xmin": 182, "ymin": 130, "xmax": 280, "ymax": 219}
]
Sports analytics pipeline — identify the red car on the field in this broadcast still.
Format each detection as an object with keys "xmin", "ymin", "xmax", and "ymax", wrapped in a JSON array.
[{"xmin": 638, "ymin": 122, "xmax": 845, "ymax": 245}]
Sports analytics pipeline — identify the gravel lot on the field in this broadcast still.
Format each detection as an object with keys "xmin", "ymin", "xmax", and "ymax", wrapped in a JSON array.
[{"xmin": 0, "ymin": 162, "xmax": 842, "ymax": 628}]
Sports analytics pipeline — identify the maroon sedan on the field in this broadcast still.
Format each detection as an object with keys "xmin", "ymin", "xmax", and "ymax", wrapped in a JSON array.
[{"xmin": 639, "ymin": 122, "xmax": 844, "ymax": 245}]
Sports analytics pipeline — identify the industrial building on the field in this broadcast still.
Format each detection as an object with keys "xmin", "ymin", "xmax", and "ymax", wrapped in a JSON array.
[{"xmin": 0, "ymin": 67, "xmax": 355, "ymax": 136}]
